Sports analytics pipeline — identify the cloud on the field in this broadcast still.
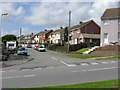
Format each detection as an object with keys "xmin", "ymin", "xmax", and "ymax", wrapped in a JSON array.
[
  {"xmin": 0, "ymin": 3, "xmax": 25, "ymax": 23},
  {"xmin": 24, "ymin": 1, "xmax": 118, "ymax": 29}
]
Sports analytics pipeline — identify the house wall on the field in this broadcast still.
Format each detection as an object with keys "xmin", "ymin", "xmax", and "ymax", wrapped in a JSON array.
[
  {"xmin": 34, "ymin": 35, "xmax": 40, "ymax": 43},
  {"xmin": 101, "ymin": 19, "xmax": 120, "ymax": 46},
  {"xmin": 70, "ymin": 21, "xmax": 100, "ymax": 45},
  {"xmin": 51, "ymin": 33, "xmax": 61, "ymax": 43},
  {"xmin": 81, "ymin": 22, "xmax": 100, "ymax": 34}
]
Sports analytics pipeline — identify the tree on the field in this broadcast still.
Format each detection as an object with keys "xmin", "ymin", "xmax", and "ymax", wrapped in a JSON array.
[
  {"xmin": 64, "ymin": 27, "xmax": 68, "ymax": 42},
  {"xmin": 2, "ymin": 34, "xmax": 17, "ymax": 42}
]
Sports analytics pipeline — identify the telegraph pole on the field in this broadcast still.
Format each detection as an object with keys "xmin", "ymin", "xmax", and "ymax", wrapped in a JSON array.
[
  {"xmin": 20, "ymin": 28, "xmax": 22, "ymax": 46},
  {"xmin": 68, "ymin": 11, "xmax": 71, "ymax": 52}
]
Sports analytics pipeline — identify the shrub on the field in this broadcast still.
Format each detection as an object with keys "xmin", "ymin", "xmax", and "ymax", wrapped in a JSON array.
[{"xmin": 69, "ymin": 42, "xmax": 87, "ymax": 51}]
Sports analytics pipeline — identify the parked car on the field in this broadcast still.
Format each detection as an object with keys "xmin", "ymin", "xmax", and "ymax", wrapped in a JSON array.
[
  {"xmin": 27, "ymin": 44, "xmax": 32, "ymax": 48},
  {"xmin": 38, "ymin": 45, "xmax": 46, "ymax": 52},
  {"xmin": 35, "ymin": 46, "xmax": 38, "ymax": 50},
  {"xmin": 17, "ymin": 47, "xmax": 27, "ymax": 55}
]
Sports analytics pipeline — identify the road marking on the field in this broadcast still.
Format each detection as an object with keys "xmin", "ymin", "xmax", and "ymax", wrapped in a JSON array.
[
  {"xmin": 111, "ymin": 61, "xmax": 117, "ymax": 63},
  {"xmin": 102, "ymin": 62, "xmax": 108, "ymax": 64},
  {"xmin": 81, "ymin": 63, "xmax": 89, "ymax": 65},
  {"xmin": 1, "ymin": 74, "xmax": 36, "ymax": 79},
  {"xmin": 0, "ymin": 71, "xmax": 5, "ymax": 73},
  {"xmin": 91, "ymin": 62, "xmax": 99, "ymax": 65},
  {"xmin": 70, "ymin": 67, "xmax": 118, "ymax": 73},
  {"xmin": 60, "ymin": 61, "xmax": 70, "ymax": 66},
  {"xmin": 51, "ymin": 57, "xmax": 58, "ymax": 60}
]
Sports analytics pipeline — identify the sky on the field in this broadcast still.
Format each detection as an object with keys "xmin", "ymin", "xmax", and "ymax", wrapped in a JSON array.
[{"xmin": 0, "ymin": 0, "xmax": 119, "ymax": 36}]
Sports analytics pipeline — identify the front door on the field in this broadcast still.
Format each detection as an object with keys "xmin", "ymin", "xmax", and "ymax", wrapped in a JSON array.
[{"xmin": 104, "ymin": 33, "xmax": 109, "ymax": 44}]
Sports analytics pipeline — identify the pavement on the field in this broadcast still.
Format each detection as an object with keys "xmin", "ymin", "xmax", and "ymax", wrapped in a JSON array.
[{"xmin": 0, "ymin": 55, "xmax": 34, "ymax": 68}]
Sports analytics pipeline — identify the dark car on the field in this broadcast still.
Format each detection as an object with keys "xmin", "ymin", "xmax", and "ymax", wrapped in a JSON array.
[{"xmin": 17, "ymin": 47, "xmax": 27, "ymax": 55}]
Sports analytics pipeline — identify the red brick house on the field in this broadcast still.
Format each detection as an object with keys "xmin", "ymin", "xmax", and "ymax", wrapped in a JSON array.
[
  {"xmin": 33, "ymin": 30, "xmax": 53, "ymax": 44},
  {"xmin": 70, "ymin": 20, "xmax": 100, "ymax": 45}
]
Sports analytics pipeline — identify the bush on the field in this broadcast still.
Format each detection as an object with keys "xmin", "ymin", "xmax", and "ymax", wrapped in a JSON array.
[{"xmin": 70, "ymin": 42, "xmax": 87, "ymax": 51}]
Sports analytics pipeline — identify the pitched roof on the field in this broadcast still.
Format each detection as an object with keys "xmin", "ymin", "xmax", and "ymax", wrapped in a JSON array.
[
  {"xmin": 50, "ymin": 27, "xmax": 66, "ymax": 34},
  {"xmin": 37, "ymin": 30, "xmax": 53, "ymax": 35},
  {"xmin": 101, "ymin": 8, "xmax": 120, "ymax": 20},
  {"xmin": 82, "ymin": 33, "xmax": 100, "ymax": 39},
  {"xmin": 70, "ymin": 20, "xmax": 98, "ymax": 31}
]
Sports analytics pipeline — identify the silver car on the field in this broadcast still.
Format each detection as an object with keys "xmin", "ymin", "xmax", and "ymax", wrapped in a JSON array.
[{"xmin": 38, "ymin": 45, "xmax": 46, "ymax": 52}]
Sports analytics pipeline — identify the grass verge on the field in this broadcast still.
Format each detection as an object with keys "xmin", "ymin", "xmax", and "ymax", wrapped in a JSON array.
[
  {"xmin": 66, "ymin": 55, "xmax": 106, "ymax": 59},
  {"xmin": 76, "ymin": 48, "xmax": 90, "ymax": 53},
  {"xmin": 10, "ymin": 79, "xmax": 119, "ymax": 89}
]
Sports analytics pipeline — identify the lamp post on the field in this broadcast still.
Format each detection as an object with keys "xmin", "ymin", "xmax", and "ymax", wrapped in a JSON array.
[
  {"xmin": 68, "ymin": 11, "xmax": 71, "ymax": 52},
  {"xmin": 0, "ymin": 12, "xmax": 8, "ymax": 40}
]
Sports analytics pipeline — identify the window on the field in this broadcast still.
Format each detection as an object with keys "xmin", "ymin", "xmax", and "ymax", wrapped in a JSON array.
[
  {"xmin": 118, "ymin": 19, "xmax": 120, "ymax": 24},
  {"xmin": 72, "ymin": 31, "xmax": 74, "ymax": 34},
  {"xmin": 104, "ymin": 33, "xmax": 108, "ymax": 38},
  {"xmin": 77, "ymin": 30, "xmax": 80, "ymax": 33},
  {"xmin": 103, "ymin": 20, "xmax": 109, "ymax": 25},
  {"xmin": 118, "ymin": 32, "xmax": 120, "ymax": 39}
]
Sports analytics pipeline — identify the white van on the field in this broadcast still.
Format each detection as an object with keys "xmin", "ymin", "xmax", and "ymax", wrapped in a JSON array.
[{"xmin": 6, "ymin": 41, "xmax": 17, "ymax": 50}]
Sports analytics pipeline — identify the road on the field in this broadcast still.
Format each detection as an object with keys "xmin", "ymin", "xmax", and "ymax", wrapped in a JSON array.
[{"xmin": 1, "ymin": 48, "xmax": 118, "ymax": 88}]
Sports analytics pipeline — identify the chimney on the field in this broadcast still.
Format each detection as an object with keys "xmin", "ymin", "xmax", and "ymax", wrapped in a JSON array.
[
  {"xmin": 79, "ymin": 21, "xmax": 83, "ymax": 24},
  {"xmin": 60, "ymin": 27, "xmax": 63, "ymax": 29}
]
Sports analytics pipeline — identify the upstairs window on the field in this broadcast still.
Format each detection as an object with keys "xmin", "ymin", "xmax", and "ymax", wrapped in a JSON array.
[
  {"xmin": 77, "ymin": 30, "xmax": 81, "ymax": 33},
  {"xmin": 118, "ymin": 32, "xmax": 120, "ymax": 39},
  {"xmin": 103, "ymin": 20, "xmax": 109, "ymax": 25},
  {"xmin": 72, "ymin": 31, "xmax": 74, "ymax": 34},
  {"xmin": 118, "ymin": 19, "xmax": 120, "ymax": 24},
  {"xmin": 104, "ymin": 33, "xmax": 108, "ymax": 38}
]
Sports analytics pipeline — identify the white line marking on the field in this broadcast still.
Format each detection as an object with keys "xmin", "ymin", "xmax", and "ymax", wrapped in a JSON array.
[
  {"xmin": 51, "ymin": 57, "xmax": 58, "ymax": 60},
  {"xmin": 91, "ymin": 63, "xmax": 99, "ymax": 65},
  {"xmin": 102, "ymin": 62, "xmax": 108, "ymax": 64},
  {"xmin": 1, "ymin": 74, "xmax": 36, "ymax": 79},
  {"xmin": 111, "ymin": 61, "xmax": 117, "ymax": 63},
  {"xmin": 68, "ymin": 64, "xmax": 76, "ymax": 67},
  {"xmin": 81, "ymin": 63, "xmax": 89, "ymax": 65},
  {"xmin": 70, "ymin": 67, "xmax": 118, "ymax": 73},
  {"xmin": 60, "ymin": 61, "xmax": 70, "ymax": 66},
  {"xmin": 51, "ymin": 57, "xmax": 76, "ymax": 66},
  {"xmin": 0, "ymin": 71, "xmax": 5, "ymax": 73}
]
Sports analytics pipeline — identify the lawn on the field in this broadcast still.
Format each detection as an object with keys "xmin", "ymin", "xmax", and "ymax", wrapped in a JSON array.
[
  {"xmin": 9, "ymin": 79, "xmax": 119, "ymax": 90},
  {"xmin": 66, "ymin": 54, "xmax": 106, "ymax": 59},
  {"xmin": 76, "ymin": 48, "xmax": 90, "ymax": 53}
]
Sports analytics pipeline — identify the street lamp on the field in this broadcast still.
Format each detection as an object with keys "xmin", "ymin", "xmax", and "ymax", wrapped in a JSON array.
[{"xmin": 0, "ymin": 12, "xmax": 8, "ymax": 40}]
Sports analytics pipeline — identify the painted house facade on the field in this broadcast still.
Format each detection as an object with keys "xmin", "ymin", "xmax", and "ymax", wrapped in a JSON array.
[
  {"xmin": 33, "ymin": 30, "xmax": 53, "ymax": 44},
  {"xmin": 69, "ymin": 20, "xmax": 100, "ymax": 45},
  {"xmin": 18, "ymin": 33, "xmax": 34, "ymax": 44},
  {"xmin": 101, "ymin": 8, "xmax": 120, "ymax": 46},
  {"xmin": 48, "ymin": 27, "xmax": 65, "ymax": 44}
]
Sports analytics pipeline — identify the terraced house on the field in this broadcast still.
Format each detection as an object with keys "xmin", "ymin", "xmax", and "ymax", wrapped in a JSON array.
[
  {"xmin": 48, "ymin": 27, "xmax": 65, "ymax": 45},
  {"xmin": 101, "ymin": 8, "xmax": 120, "ymax": 46},
  {"xmin": 33, "ymin": 30, "xmax": 53, "ymax": 44},
  {"xmin": 69, "ymin": 20, "xmax": 100, "ymax": 45}
]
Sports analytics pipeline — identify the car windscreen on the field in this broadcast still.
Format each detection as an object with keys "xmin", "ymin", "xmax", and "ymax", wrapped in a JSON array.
[
  {"xmin": 39, "ymin": 46, "xmax": 44, "ymax": 48},
  {"xmin": 18, "ymin": 48, "xmax": 25, "ymax": 50}
]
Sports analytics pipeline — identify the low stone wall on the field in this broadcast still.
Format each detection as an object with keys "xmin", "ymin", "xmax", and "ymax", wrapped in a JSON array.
[{"xmin": 8, "ymin": 54, "xmax": 28, "ymax": 60}]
